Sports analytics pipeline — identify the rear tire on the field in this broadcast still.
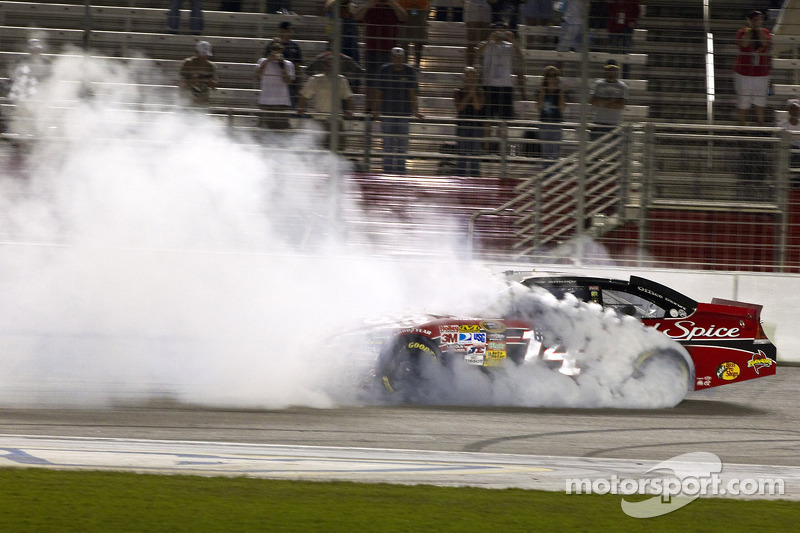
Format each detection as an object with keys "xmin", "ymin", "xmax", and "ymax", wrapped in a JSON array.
[{"xmin": 628, "ymin": 349, "xmax": 692, "ymax": 407}]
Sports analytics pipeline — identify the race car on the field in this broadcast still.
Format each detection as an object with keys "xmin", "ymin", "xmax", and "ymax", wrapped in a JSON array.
[
  {"xmin": 519, "ymin": 274, "xmax": 778, "ymax": 391},
  {"xmin": 344, "ymin": 273, "xmax": 777, "ymax": 398}
]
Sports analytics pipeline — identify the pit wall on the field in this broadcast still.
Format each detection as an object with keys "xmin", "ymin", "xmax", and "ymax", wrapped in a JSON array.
[{"xmin": 495, "ymin": 264, "xmax": 800, "ymax": 363}]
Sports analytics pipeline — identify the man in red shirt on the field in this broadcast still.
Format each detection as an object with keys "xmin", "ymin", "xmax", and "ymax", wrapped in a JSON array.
[
  {"xmin": 355, "ymin": 0, "xmax": 408, "ymax": 112},
  {"xmin": 606, "ymin": 0, "xmax": 640, "ymax": 79},
  {"xmin": 734, "ymin": 10, "xmax": 772, "ymax": 126}
]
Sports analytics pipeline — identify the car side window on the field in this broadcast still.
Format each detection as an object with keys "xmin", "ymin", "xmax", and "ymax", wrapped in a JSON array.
[{"xmin": 602, "ymin": 289, "xmax": 666, "ymax": 319}]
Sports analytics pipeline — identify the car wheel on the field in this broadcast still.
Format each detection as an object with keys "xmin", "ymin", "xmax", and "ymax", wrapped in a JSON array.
[
  {"xmin": 629, "ymin": 348, "xmax": 692, "ymax": 406},
  {"xmin": 378, "ymin": 334, "xmax": 440, "ymax": 397}
]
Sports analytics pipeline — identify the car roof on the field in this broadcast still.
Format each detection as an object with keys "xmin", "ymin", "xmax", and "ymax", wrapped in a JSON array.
[{"xmin": 519, "ymin": 274, "xmax": 699, "ymax": 315}]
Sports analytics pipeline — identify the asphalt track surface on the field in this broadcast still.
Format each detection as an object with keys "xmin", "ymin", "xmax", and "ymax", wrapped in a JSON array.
[{"xmin": 0, "ymin": 367, "xmax": 798, "ymax": 497}]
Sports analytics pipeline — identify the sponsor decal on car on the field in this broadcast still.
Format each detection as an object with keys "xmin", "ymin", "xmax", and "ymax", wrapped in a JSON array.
[
  {"xmin": 439, "ymin": 325, "xmax": 459, "ymax": 345},
  {"xmin": 747, "ymin": 350, "xmax": 774, "ymax": 374},
  {"xmin": 479, "ymin": 321, "xmax": 506, "ymax": 333},
  {"xmin": 487, "ymin": 333, "xmax": 506, "ymax": 341},
  {"xmin": 488, "ymin": 341, "xmax": 506, "ymax": 351},
  {"xmin": 696, "ymin": 376, "xmax": 712, "ymax": 387},
  {"xmin": 459, "ymin": 332, "xmax": 486, "ymax": 344},
  {"xmin": 652, "ymin": 321, "xmax": 741, "ymax": 341},
  {"xmin": 716, "ymin": 362, "xmax": 741, "ymax": 381},
  {"xmin": 398, "ymin": 328, "xmax": 432, "ymax": 336},
  {"xmin": 459, "ymin": 324, "xmax": 481, "ymax": 333},
  {"xmin": 464, "ymin": 346, "xmax": 485, "ymax": 365}
]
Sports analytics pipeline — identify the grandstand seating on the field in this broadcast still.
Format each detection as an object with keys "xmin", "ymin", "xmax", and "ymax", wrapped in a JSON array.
[{"xmin": 3, "ymin": 0, "xmax": 800, "ymax": 270}]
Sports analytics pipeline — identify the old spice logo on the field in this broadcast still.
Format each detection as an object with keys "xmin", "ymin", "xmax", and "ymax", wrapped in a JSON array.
[
  {"xmin": 651, "ymin": 320, "xmax": 741, "ymax": 341},
  {"xmin": 747, "ymin": 350, "xmax": 774, "ymax": 374}
]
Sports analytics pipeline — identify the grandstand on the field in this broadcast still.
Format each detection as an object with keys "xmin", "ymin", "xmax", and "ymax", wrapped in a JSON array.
[{"xmin": 1, "ymin": 0, "xmax": 800, "ymax": 272}]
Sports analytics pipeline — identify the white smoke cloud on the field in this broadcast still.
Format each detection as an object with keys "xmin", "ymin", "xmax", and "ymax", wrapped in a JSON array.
[{"xmin": 0, "ymin": 54, "xmax": 688, "ymax": 410}]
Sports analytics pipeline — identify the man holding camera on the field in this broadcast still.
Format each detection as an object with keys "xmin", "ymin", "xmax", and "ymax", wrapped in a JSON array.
[
  {"xmin": 734, "ymin": 10, "xmax": 772, "ymax": 126},
  {"xmin": 255, "ymin": 39, "xmax": 296, "ymax": 129},
  {"xmin": 477, "ymin": 23, "xmax": 526, "ymax": 121}
]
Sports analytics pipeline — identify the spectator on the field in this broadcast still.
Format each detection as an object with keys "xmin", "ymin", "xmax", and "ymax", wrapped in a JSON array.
[
  {"xmin": 537, "ymin": 65, "xmax": 566, "ymax": 160},
  {"xmin": 734, "ymin": 10, "xmax": 772, "ymax": 126},
  {"xmin": 398, "ymin": 0, "xmax": 431, "ymax": 68},
  {"xmin": 372, "ymin": 47, "xmax": 423, "ymax": 174},
  {"xmin": 325, "ymin": 0, "xmax": 362, "ymax": 70},
  {"xmin": 556, "ymin": 0, "xmax": 583, "ymax": 53},
  {"xmin": 277, "ymin": 21, "xmax": 303, "ymax": 108},
  {"xmin": 778, "ymin": 99, "xmax": 800, "ymax": 179},
  {"xmin": 521, "ymin": 0, "xmax": 555, "ymax": 46},
  {"xmin": 606, "ymin": 0, "xmax": 640, "ymax": 79},
  {"xmin": 464, "ymin": 0, "xmax": 492, "ymax": 67},
  {"xmin": 589, "ymin": 0, "xmax": 609, "ymax": 50},
  {"xmin": 167, "ymin": 0, "xmax": 204, "ymax": 35},
  {"xmin": 255, "ymin": 39, "xmax": 296, "ymax": 129},
  {"xmin": 307, "ymin": 49, "xmax": 365, "ymax": 85},
  {"xmin": 589, "ymin": 59, "xmax": 628, "ymax": 141},
  {"xmin": 267, "ymin": 0, "xmax": 292, "ymax": 14},
  {"xmin": 478, "ymin": 23, "xmax": 526, "ymax": 121},
  {"xmin": 354, "ymin": 0, "xmax": 408, "ymax": 112},
  {"xmin": 489, "ymin": 0, "xmax": 520, "ymax": 31},
  {"xmin": 297, "ymin": 56, "xmax": 355, "ymax": 150},
  {"xmin": 178, "ymin": 40, "xmax": 218, "ymax": 106},
  {"xmin": 454, "ymin": 66, "xmax": 486, "ymax": 177},
  {"xmin": 7, "ymin": 39, "xmax": 51, "ymax": 103}
]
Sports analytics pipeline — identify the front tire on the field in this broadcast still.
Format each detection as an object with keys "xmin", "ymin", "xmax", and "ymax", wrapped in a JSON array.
[{"xmin": 378, "ymin": 334, "xmax": 440, "ymax": 398}]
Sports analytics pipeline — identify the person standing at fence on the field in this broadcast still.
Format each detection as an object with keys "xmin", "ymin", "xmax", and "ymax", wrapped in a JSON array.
[
  {"xmin": 167, "ymin": 0, "xmax": 204, "ymax": 34},
  {"xmin": 354, "ymin": 0, "xmax": 408, "ymax": 112},
  {"xmin": 537, "ymin": 65, "xmax": 565, "ymax": 160},
  {"xmin": 779, "ymin": 99, "xmax": 800, "ymax": 182},
  {"xmin": 606, "ymin": 0, "xmax": 640, "ymax": 79},
  {"xmin": 277, "ymin": 21, "xmax": 303, "ymax": 108},
  {"xmin": 398, "ymin": 0, "xmax": 430, "ymax": 68},
  {"xmin": 178, "ymin": 40, "xmax": 218, "ymax": 106},
  {"xmin": 255, "ymin": 40, "xmax": 296, "ymax": 129},
  {"xmin": 372, "ymin": 47, "xmax": 423, "ymax": 174},
  {"xmin": 454, "ymin": 66, "xmax": 486, "ymax": 177},
  {"xmin": 325, "ymin": 0, "xmax": 362, "ymax": 74},
  {"xmin": 589, "ymin": 59, "xmax": 628, "ymax": 141},
  {"xmin": 734, "ymin": 10, "xmax": 772, "ymax": 126},
  {"xmin": 556, "ymin": 0, "xmax": 584, "ymax": 53},
  {"xmin": 464, "ymin": 0, "xmax": 492, "ymax": 67},
  {"xmin": 478, "ymin": 23, "xmax": 526, "ymax": 149}
]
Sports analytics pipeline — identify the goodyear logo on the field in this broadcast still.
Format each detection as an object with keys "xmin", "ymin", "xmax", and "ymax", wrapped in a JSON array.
[
  {"xmin": 716, "ymin": 362, "xmax": 740, "ymax": 381},
  {"xmin": 459, "ymin": 324, "xmax": 481, "ymax": 333},
  {"xmin": 407, "ymin": 341, "xmax": 434, "ymax": 354}
]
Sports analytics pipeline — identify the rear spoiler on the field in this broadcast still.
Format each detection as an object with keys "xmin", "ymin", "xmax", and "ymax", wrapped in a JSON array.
[{"xmin": 710, "ymin": 298, "xmax": 764, "ymax": 313}]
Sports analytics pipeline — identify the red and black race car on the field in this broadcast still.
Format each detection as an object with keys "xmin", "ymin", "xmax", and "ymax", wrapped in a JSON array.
[
  {"xmin": 344, "ymin": 274, "xmax": 776, "ymax": 401},
  {"xmin": 519, "ymin": 274, "xmax": 777, "ymax": 391}
]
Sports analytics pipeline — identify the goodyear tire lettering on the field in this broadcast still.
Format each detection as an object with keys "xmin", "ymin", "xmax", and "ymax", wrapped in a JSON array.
[{"xmin": 408, "ymin": 341, "xmax": 434, "ymax": 354}]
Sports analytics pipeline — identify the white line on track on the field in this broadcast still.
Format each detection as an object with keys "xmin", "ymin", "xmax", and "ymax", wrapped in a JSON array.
[{"xmin": 0, "ymin": 434, "xmax": 798, "ymax": 499}]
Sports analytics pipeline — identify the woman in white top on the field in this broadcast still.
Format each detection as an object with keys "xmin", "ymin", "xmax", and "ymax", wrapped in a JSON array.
[{"xmin": 255, "ymin": 40, "xmax": 296, "ymax": 129}]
